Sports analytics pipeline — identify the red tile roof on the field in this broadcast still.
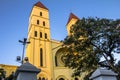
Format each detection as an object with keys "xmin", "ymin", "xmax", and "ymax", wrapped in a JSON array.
[
  {"xmin": 34, "ymin": 1, "xmax": 48, "ymax": 10},
  {"xmin": 66, "ymin": 13, "xmax": 80, "ymax": 25}
]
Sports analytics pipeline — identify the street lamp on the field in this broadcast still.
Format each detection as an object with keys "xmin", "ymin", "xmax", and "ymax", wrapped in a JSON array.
[{"xmin": 17, "ymin": 38, "xmax": 30, "ymax": 64}]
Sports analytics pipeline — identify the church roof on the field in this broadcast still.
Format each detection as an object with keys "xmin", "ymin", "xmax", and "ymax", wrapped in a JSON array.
[
  {"xmin": 66, "ymin": 13, "xmax": 80, "ymax": 26},
  {"xmin": 34, "ymin": 1, "xmax": 48, "ymax": 10}
]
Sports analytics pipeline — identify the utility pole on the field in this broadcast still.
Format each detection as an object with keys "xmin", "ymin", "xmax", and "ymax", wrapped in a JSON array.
[{"xmin": 17, "ymin": 38, "xmax": 30, "ymax": 64}]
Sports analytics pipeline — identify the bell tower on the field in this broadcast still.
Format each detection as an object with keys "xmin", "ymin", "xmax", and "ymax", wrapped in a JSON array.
[
  {"xmin": 26, "ymin": 1, "xmax": 52, "ymax": 80},
  {"xmin": 66, "ymin": 13, "xmax": 80, "ymax": 36}
]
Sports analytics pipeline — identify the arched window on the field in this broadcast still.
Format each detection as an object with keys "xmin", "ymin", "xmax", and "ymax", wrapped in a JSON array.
[
  {"xmin": 40, "ymin": 48, "xmax": 43, "ymax": 66},
  {"xmin": 38, "ymin": 77, "xmax": 41, "ymax": 80},
  {"xmin": 55, "ymin": 48, "xmax": 66, "ymax": 67},
  {"xmin": 40, "ymin": 32, "xmax": 42, "ymax": 38},
  {"xmin": 45, "ymin": 33, "xmax": 47, "ymax": 39},
  {"xmin": 42, "ymin": 77, "xmax": 45, "ymax": 80},
  {"xmin": 34, "ymin": 31, "xmax": 37, "ymax": 37},
  {"xmin": 43, "ymin": 21, "xmax": 45, "ymax": 26},
  {"xmin": 37, "ymin": 20, "xmax": 39, "ymax": 25},
  {"xmin": 40, "ymin": 12, "xmax": 42, "ymax": 16}
]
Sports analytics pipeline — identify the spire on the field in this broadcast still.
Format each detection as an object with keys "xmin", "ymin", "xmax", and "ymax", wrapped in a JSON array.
[
  {"xmin": 34, "ymin": 1, "xmax": 48, "ymax": 10},
  {"xmin": 66, "ymin": 13, "xmax": 80, "ymax": 25}
]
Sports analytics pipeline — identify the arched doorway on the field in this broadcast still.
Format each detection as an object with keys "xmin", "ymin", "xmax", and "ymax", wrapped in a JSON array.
[
  {"xmin": 59, "ymin": 78, "xmax": 65, "ymax": 80},
  {"xmin": 57, "ymin": 75, "xmax": 67, "ymax": 80}
]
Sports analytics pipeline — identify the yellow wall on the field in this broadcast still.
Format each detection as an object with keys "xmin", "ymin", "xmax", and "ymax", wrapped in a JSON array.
[
  {"xmin": 26, "ymin": 3, "xmax": 81, "ymax": 80},
  {"xmin": 26, "ymin": 5, "xmax": 52, "ymax": 80},
  {"xmin": 51, "ymin": 40, "xmax": 75, "ymax": 80},
  {"xmin": 66, "ymin": 18, "xmax": 78, "ymax": 36},
  {"xmin": 26, "ymin": 2, "xmax": 84, "ymax": 80},
  {"xmin": 0, "ymin": 64, "xmax": 17, "ymax": 77}
]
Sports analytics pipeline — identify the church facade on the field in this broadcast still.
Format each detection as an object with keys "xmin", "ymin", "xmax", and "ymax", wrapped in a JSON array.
[
  {"xmin": 0, "ymin": 1, "xmax": 88, "ymax": 80},
  {"xmin": 25, "ymin": 1, "xmax": 82, "ymax": 80}
]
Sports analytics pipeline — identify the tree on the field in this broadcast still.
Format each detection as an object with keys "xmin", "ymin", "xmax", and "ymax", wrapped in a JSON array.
[
  {"xmin": 63, "ymin": 17, "xmax": 120, "ymax": 79},
  {"xmin": 0, "ymin": 68, "xmax": 6, "ymax": 80},
  {"xmin": 6, "ymin": 72, "xmax": 15, "ymax": 80}
]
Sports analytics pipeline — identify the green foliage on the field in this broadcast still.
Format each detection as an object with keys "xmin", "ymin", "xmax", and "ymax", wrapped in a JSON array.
[
  {"xmin": 63, "ymin": 17, "xmax": 120, "ymax": 78},
  {"xmin": 0, "ymin": 68, "xmax": 15, "ymax": 80},
  {"xmin": 6, "ymin": 72, "xmax": 15, "ymax": 80},
  {"xmin": 0, "ymin": 68, "xmax": 6, "ymax": 79}
]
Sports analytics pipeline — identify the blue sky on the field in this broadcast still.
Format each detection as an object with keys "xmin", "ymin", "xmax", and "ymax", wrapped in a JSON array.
[{"xmin": 0, "ymin": 0, "xmax": 120, "ymax": 66}]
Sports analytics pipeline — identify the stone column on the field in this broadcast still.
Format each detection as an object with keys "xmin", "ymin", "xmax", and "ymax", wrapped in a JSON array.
[
  {"xmin": 89, "ymin": 68, "xmax": 117, "ymax": 80},
  {"xmin": 15, "ymin": 62, "xmax": 40, "ymax": 80}
]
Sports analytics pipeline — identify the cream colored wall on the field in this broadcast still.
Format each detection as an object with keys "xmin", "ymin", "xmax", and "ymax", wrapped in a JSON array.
[
  {"xmin": 66, "ymin": 18, "xmax": 78, "ymax": 36},
  {"xmin": 51, "ymin": 40, "xmax": 62, "ymax": 67},
  {"xmin": 26, "ymin": 5, "xmax": 52, "ymax": 80},
  {"xmin": 0, "ymin": 64, "xmax": 17, "ymax": 77},
  {"xmin": 51, "ymin": 40, "xmax": 74, "ymax": 80},
  {"xmin": 30, "ymin": 6, "xmax": 49, "ymax": 19},
  {"xmin": 51, "ymin": 41, "xmax": 88, "ymax": 80},
  {"xmin": 26, "ymin": 2, "xmax": 86, "ymax": 80}
]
